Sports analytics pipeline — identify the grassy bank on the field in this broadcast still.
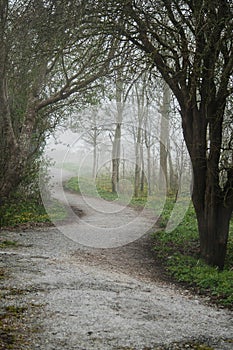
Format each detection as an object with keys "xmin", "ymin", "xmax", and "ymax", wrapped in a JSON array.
[
  {"xmin": 0, "ymin": 197, "xmax": 67, "ymax": 229},
  {"xmin": 154, "ymin": 201, "xmax": 233, "ymax": 308}
]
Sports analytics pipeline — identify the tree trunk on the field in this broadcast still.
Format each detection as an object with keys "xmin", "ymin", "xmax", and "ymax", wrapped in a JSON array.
[
  {"xmin": 168, "ymin": 150, "xmax": 178, "ymax": 193},
  {"xmin": 144, "ymin": 127, "xmax": 152, "ymax": 195},
  {"xmin": 134, "ymin": 126, "xmax": 141, "ymax": 197},
  {"xmin": 92, "ymin": 127, "xmax": 98, "ymax": 178},
  {"xmin": 140, "ymin": 141, "xmax": 145, "ymax": 192},
  {"xmin": 112, "ymin": 123, "xmax": 121, "ymax": 193},
  {"xmin": 194, "ymin": 198, "xmax": 231, "ymax": 270},
  {"xmin": 183, "ymin": 105, "xmax": 233, "ymax": 269},
  {"xmin": 159, "ymin": 83, "xmax": 170, "ymax": 191},
  {"xmin": 0, "ymin": 96, "xmax": 38, "ymax": 202},
  {"xmin": 146, "ymin": 144, "xmax": 152, "ymax": 195},
  {"xmin": 111, "ymin": 71, "xmax": 125, "ymax": 194},
  {"xmin": 159, "ymin": 140, "xmax": 168, "ymax": 191}
]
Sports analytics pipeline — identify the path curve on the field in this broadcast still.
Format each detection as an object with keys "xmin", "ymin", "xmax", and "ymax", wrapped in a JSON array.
[
  {"xmin": 0, "ymin": 168, "xmax": 232, "ymax": 350},
  {"xmin": 45, "ymin": 167, "xmax": 158, "ymax": 248}
]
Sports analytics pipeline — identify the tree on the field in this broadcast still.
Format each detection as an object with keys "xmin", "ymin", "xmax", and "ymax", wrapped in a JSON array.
[
  {"xmin": 70, "ymin": 105, "xmax": 111, "ymax": 178},
  {"xmin": 99, "ymin": 0, "xmax": 233, "ymax": 268},
  {"xmin": 159, "ymin": 82, "xmax": 171, "ymax": 192},
  {"xmin": 131, "ymin": 79, "xmax": 148, "ymax": 197},
  {"xmin": 111, "ymin": 71, "xmax": 125, "ymax": 193},
  {"xmin": 0, "ymin": 0, "xmax": 115, "ymax": 203},
  {"xmin": 107, "ymin": 61, "xmax": 141, "ymax": 193}
]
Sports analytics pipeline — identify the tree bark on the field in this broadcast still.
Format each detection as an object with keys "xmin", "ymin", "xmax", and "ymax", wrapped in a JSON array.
[
  {"xmin": 194, "ymin": 188, "xmax": 232, "ymax": 269},
  {"xmin": 159, "ymin": 83, "xmax": 170, "ymax": 192},
  {"xmin": 111, "ymin": 71, "xmax": 125, "ymax": 193},
  {"xmin": 140, "ymin": 138, "xmax": 145, "ymax": 193},
  {"xmin": 112, "ymin": 122, "xmax": 121, "ymax": 193},
  {"xmin": 183, "ymin": 105, "xmax": 233, "ymax": 269},
  {"xmin": 134, "ymin": 124, "xmax": 142, "ymax": 197},
  {"xmin": 92, "ymin": 127, "xmax": 98, "ymax": 178},
  {"xmin": 146, "ymin": 141, "xmax": 152, "ymax": 195}
]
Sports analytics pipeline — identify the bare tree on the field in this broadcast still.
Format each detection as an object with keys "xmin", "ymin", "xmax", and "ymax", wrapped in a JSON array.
[{"xmin": 108, "ymin": 62, "xmax": 141, "ymax": 193}]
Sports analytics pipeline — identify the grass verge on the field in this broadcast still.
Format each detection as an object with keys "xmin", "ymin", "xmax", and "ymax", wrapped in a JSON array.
[
  {"xmin": 154, "ymin": 201, "xmax": 233, "ymax": 309},
  {"xmin": 0, "ymin": 197, "xmax": 67, "ymax": 229}
]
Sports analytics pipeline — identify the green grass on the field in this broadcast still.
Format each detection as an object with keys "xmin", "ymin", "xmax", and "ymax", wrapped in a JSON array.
[
  {"xmin": 0, "ymin": 197, "xmax": 67, "ymax": 228},
  {"xmin": 65, "ymin": 176, "xmax": 163, "ymax": 208},
  {"xmin": 66, "ymin": 176, "xmax": 119, "ymax": 201},
  {"xmin": 153, "ymin": 200, "xmax": 233, "ymax": 308},
  {"xmin": 0, "ymin": 240, "xmax": 17, "ymax": 249}
]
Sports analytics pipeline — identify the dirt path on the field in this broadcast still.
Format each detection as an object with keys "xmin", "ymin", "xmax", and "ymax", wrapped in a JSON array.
[{"xmin": 0, "ymin": 169, "xmax": 233, "ymax": 350}]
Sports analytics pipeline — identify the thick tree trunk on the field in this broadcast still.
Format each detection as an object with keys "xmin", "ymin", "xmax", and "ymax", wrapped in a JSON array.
[
  {"xmin": 0, "ymin": 154, "xmax": 26, "ymax": 200},
  {"xmin": 195, "ymin": 200, "xmax": 231, "ymax": 270},
  {"xmin": 0, "ymin": 94, "xmax": 38, "ymax": 202},
  {"xmin": 183, "ymin": 105, "xmax": 233, "ymax": 269}
]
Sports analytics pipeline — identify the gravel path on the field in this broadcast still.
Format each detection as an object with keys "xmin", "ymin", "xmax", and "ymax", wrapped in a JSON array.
[{"xmin": 0, "ymin": 169, "xmax": 233, "ymax": 350}]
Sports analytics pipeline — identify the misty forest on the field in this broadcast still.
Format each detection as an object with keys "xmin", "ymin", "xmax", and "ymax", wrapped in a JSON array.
[{"xmin": 0, "ymin": 1, "xmax": 233, "ymax": 349}]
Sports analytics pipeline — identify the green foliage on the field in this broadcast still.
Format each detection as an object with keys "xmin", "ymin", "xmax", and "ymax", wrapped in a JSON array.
[
  {"xmin": 66, "ymin": 176, "xmax": 159, "ymax": 207},
  {"xmin": 153, "ymin": 202, "xmax": 233, "ymax": 308},
  {"xmin": 0, "ymin": 197, "xmax": 67, "ymax": 228},
  {"xmin": 156, "ymin": 197, "xmax": 177, "ymax": 228},
  {"xmin": 0, "ymin": 157, "xmax": 67, "ymax": 228},
  {"xmin": 5, "ymin": 306, "xmax": 27, "ymax": 318},
  {"xmin": 167, "ymin": 254, "xmax": 233, "ymax": 307},
  {"xmin": 0, "ymin": 240, "xmax": 17, "ymax": 249}
]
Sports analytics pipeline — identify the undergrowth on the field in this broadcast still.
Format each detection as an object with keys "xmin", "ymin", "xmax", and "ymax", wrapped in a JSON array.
[
  {"xmin": 154, "ymin": 201, "xmax": 233, "ymax": 309},
  {"xmin": 0, "ymin": 196, "xmax": 67, "ymax": 228}
]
